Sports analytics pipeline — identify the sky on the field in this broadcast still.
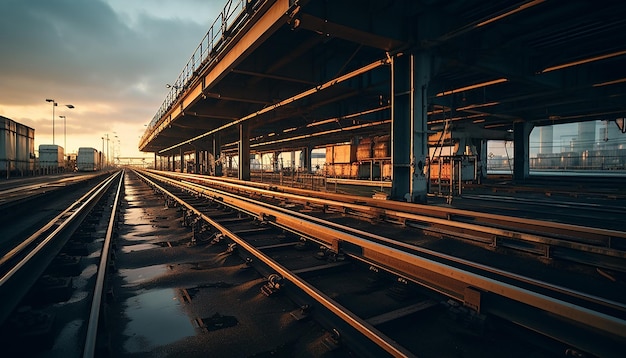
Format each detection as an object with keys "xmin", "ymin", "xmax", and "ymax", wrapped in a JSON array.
[{"xmin": 0, "ymin": 0, "xmax": 224, "ymax": 159}]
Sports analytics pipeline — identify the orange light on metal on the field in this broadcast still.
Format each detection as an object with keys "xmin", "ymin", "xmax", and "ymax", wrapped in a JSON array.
[{"xmin": 436, "ymin": 78, "xmax": 508, "ymax": 97}]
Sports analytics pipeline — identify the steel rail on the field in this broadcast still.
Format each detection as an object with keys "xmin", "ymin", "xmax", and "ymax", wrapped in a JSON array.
[
  {"xmin": 140, "ymin": 169, "xmax": 626, "ymax": 357},
  {"xmin": 0, "ymin": 174, "xmax": 103, "ymax": 207},
  {"xmin": 133, "ymin": 169, "xmax": 416, "ymax": 358},
  {"xmin": 148, "ymin": 170, "xmax": 626, "ymax": 270},
  {"xmin": 176, "ymin": 177, "xmax": 626, "ymax": 316},
  {"xmin": 0, "ymin": 172, "xmax": 120, "ymax": 273},
  {"xmin": 83, "ymin": 170, "xmax": 125, "ymax": 358},
  {"xmin": 150, "ymin": 170, "xmax": 624, "ymax": 243},
  {"xmin": 0, "ymin": 171, "xmax": 122, "ymax": 327},
  {"xmin": 176, "ymin": 177, "xmax": 626, "ymax": 310}
]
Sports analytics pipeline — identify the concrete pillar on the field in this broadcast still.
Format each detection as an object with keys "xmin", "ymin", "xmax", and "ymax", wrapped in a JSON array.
[
  {"xmin": 194, "ymin": 149, "xmax": 200, "ymax": 174},
  {"xmin": 301, "ymin": 146, "xmax": 311, "ymax": 173},
  {"xmin": 238, "ymin": 123, "xmax": 250, "ymax": 180},
  {"xmin": 179, "ymin": 148, "xmax": 183, "ymax": 172},
  {"xmin": 391, "ymin": 52, "xmax": 430, "ymax": 203},
  {"xmin": 154, "ymin": 153, "xmax": 157, "ymax": 170},
  {"xmin": 513, "ymin": 121, "xmax": 532, "ymax": 181},
  {"xmin": 273, "ymin": 152, "xmax": 279, "ymax": 172},
  {"xmin": 479, "ymin": 139, "xmax": 488, "ymax": 182},
  {"xmin": 213, "ymin": 136, "xmax": 222, "ymax": 176}
]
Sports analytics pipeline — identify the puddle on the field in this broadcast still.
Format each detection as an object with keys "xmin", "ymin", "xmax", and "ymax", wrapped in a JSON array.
[
  {"xmin": 119, "ymin": 265, "xmax": 169, "ymax": 287},
  {"xmin": 122, "ymin": 288, "xmax": 196, "ymax": 353},
  {"xmin": 122, "ymin": 243, "xmax": 157, "ymax": 253}
]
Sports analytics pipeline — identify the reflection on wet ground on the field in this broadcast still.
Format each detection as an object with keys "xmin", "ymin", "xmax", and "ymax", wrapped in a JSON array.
[
  {"xmin": 122, "ymin": 288, "xmax": 196, "ymax": 353},
  {"xmin": 121, "ymin": 243, "xmax": 157, "ymax": 253},
  {"xmin": 119, "ymin": 264, "xmax": 169, "ymax": 287},
  {"xmin": 106, "ymin": 171, "xmax": 331, "ymax": 357}
]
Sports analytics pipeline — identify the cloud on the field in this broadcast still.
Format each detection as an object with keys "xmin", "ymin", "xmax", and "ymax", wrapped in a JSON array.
[{"xmin": 0, "ymin": 0, "xmax": 220, "ymax": 156}]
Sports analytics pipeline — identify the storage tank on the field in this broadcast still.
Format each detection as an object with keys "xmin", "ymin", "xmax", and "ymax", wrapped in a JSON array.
[
  {"xmin": 16, "ymin": 122, "xmax": 35, "ymax": 172},
  {"xmin": 39, "ymin": 144, "xmax": 65, "ymax": 169},
  {"xmin": 1, "ymin": 116, "xmax": 17, "ymax": 173},
  {"xmin": 1, "ymin": 116, "xmax": 35, "ymax": 175},
  {"xmin": 77, "ymin": 147, "xmax": 100, "ymax": 171},
  {"xmin": 538, "ymin": 126, "xmax": 553, "ymax": 154}
]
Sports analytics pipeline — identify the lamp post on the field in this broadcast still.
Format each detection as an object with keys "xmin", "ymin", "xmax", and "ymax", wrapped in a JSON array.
[
  {"xmin": 62, "ymin": 104, "xmax": 75, "ymax": 151},
  {"xmin": 45, "ymin": 99, "xmax": 57, "ymax": 144},
  {"xmin": 45, "ymin": 99, "xmax": 74, "ymax": 146},
  {"xmin": 59, "ymin": 116, "xmax": 66, "ymax": 148},
  {"xmin": 105, "ymin": 133, "xmax": 109, "ymax": 168},
  {"xmin": 114, "ymin": 135, "xmax": 119, "ymax": 166}
]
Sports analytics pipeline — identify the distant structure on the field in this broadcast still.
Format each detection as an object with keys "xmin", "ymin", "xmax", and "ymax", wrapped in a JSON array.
[
  {"xmin": 530, "ymin": 120, "xmax": 626, "ymax": 171},
  {"xmin": 1, "ymin": 116, "xmax": 35, "ymax": 177},
  {"xmin": 38, "ymin": 144, "xmax": 65, "ymax": 173},
  {"xmin": 77, "ymin": 147, "xmax": 102, "ymax": 171}
]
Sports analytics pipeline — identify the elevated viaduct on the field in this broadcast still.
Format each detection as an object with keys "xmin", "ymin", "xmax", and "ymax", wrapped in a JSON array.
[{"xmin": 139, "ymin": 0, "xmax": 626, "ymax": 202}]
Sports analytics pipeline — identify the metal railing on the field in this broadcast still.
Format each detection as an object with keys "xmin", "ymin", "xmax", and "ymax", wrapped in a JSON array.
[{"xmin": 141, "ymin": 0, "xmax": 262, "ymax": 148}]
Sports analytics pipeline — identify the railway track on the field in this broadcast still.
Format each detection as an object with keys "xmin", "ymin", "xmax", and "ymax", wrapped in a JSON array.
[
  {"xmin": 135, "ymin": 169, "xmax": 626, "ymax": 357},
  {"xmin": 144, "ymin": 170, "xmax": 626, "ymax": 273},
  {"xmin": 0, "ymin": 171, "xmax": 124, "ymax": 356}
]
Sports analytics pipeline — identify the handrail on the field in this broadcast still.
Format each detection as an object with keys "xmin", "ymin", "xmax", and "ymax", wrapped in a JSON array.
[{"xmin": 140, "ymin": 0, "xmax": 261, "ymax": 148}]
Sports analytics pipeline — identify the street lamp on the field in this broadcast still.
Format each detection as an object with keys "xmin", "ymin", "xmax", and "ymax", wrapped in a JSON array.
[
  {"xmin": 59, "ymin": 104, "xmax": 75, "ymax": 151},
  {"xmin": 59, "ymin": 116, "xmax": 66, "ymax": 148},
  {"xmin": 45, "ymin": 99, "xmax": 57, "ymax": 144},
  {"xmin": 45, "ymin": 99, "xmax": 74, "ymax": 146}
]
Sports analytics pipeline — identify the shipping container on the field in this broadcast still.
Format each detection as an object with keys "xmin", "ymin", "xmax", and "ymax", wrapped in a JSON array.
[
  {"xmin": 77, "ymin": 147, "xmax": 100, "ymax": 171},
  {"xmin": 356, "ymin": 138, "xmax": 373, "ymax": 160},
  {"xmin": 429, "ymin": 156, "xmax": 477, "ymax": 181},
  {"xmin": 39, "ymin": 144, "xmax": 65, "ymax": 169},
  {"xmin": 326, "ymin": 144, "xmax": 356, "ymax": 164},
  {"xmin": 373, "ymin": 135, "xmax": 390, "ymax": 158},
  {"xmin": 1, "ymin": 116, "xmax": 35, "ymax": 175},
  {"xmin": 325, "ymin": 163, "xmax": 358, "ymax": 178}
]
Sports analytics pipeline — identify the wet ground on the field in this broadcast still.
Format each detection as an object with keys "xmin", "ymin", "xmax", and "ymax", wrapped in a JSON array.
[{"xmin": 105, "ymin": 171, "xmax": 344, "ymax": 357}]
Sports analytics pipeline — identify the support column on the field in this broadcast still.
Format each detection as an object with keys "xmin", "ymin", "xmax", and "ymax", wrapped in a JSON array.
[
  {"xmin": 167, "ymin": 155, "xmax": 171, "ymax": 171},
  {"xmin": 154, "ymin": 153, "xmax": 157, "ymax": 170},
  {"xmin": 478, "ymin": 139, "xmax": 488, "ymax": 183},
  {"xmin": 179, "ymin": 147, "xmax": 183, "ymax": 173},
  {"xmin": 238, "ymin": 123, "xmax": 250, "ymax": 180},
  {"xmin": 273, "ymin": 151, "xmax": 280, "ymax": 172},
  {"xmin": 301, "ymin": 146, "xmax": 311, "ymax": 173},
  {"xmin": 391, "ymin": 52, "xmax": 431, "ymax": 203},
  {"xmin": 513, "ymin": 121, "xmax": 532, "ymax": 181},
  {"xmin": 213, "ymin": 136, "xmax": 222, "ymax": 176},
  {"xmin": 194, "ymin": 149, "xmax": 200, "ymax": 174}
]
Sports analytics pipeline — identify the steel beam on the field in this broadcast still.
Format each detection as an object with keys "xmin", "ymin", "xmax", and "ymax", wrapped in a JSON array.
[{"xmin": 391, "ymin": 52, "xmax": 430, "ymax": 203}]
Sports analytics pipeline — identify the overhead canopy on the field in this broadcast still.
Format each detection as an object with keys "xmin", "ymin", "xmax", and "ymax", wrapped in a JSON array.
[{"xmin": 139, "ymin": 0, "xmax": 626, "ymax": 155}]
